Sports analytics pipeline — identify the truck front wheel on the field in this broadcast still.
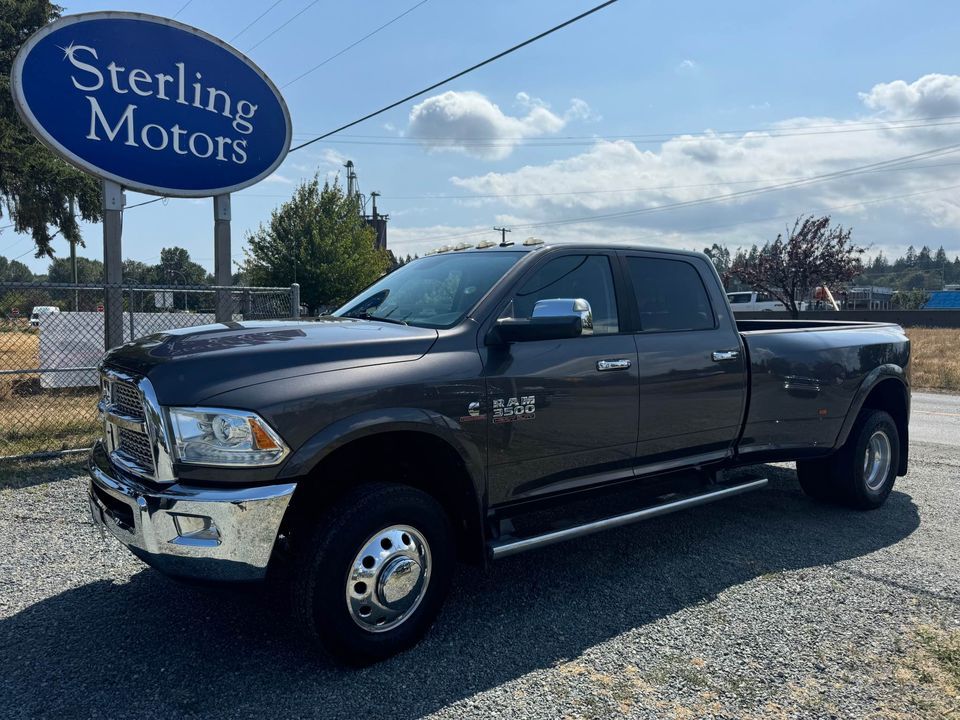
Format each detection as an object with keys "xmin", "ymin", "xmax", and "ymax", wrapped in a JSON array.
[
  {"xmin": 292, "ymin": 482, "xmax": 454, "ymax": 664},
  {"xmin": 797, "ymin": 408, "xmax": 899, "ymax": 510}
]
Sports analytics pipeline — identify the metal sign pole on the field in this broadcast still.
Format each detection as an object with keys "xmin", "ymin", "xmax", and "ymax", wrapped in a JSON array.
[
  {"xmin": 102, "ymin": 180, "xmax": 124, "ymax": 350},
  {"xmin": 214, "ymin": 194, "xmax": 232, "ymax": 323}
]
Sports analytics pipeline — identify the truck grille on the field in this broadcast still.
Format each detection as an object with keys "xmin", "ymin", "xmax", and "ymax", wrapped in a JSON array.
[
  {"xmin": 112, "ymin": 380, "xmax": 143, "ymax": 418},
  {"xmin": 117, "ymin": 426, "xmax": 154, "ymax": 472},
  {"xmin": 101, "ymin": 370, "xmax": 157, "ymax": 479}
]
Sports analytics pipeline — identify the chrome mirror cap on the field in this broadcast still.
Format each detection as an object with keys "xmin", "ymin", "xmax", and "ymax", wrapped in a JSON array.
[{"xmin": 532, "ymin": 298, "xmax": 593, "ymax": 335}]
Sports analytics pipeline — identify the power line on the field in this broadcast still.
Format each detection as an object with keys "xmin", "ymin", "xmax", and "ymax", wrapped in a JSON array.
[
  {"xmin": 415, "ymin": 141, "xmax": 960, "ymax": 244},
  {"xmin": 172, "ymin": 0, "xmax": 193, "ymax": 19},
  {"xmin": 288, "ymin": 117, "xmax": 960, "ymax": 149},
  {"xmin": 248, "ymin": 0, "xmax": 321, "ymax": 52},
  {"xmin": 229, "ymin": 0, "xmax": 285, "ymax": 43},
  {"xmin": 366, "ymin": 161, "xmax": 960, "ymax": 201},
  {"xmin": 282, "ymin": 0, "xmax": 432, "ymax": 89},
  {"xmin": 685, "ymin": 182, "xmax": 960, "ymax": 236},
  {"xmin": 406, "ymin": 183, "xmax": 960, "ymax": 256},
  {"xmin": 289, "ymin": 112, "xmax": 960, "ymax": 142},
  {"xmin": 289, "ymin": 0, "xmax": 620, "ymax": 153},
  {"xmin": 232, "ymin": 159, "xmax": 960, "ymax": 205}
]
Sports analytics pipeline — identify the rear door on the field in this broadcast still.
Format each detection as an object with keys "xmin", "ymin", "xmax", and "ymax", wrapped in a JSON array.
[
  {"xmin": 481, "ymin": 250, "xmax": 639, "ymax": 505},
  {"xmin": 620, "ymin": 252, "xmax": 747, "ymax": 473}
]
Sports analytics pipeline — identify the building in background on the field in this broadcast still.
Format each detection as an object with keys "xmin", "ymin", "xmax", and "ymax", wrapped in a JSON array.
[{"xmin": 344, "ymin": 161, "xmax": 388, "ymax": 251}]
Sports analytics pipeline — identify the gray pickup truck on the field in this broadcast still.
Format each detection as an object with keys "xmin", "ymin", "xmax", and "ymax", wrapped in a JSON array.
[{"xmin": 88, "ymin": 241, "xmax": 910, "ymax": 663}]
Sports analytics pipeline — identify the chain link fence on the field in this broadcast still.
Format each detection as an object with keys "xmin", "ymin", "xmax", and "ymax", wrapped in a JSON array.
[{"xmin": 0, "ymin": 281, "xmax": 298, "ymax": 459}]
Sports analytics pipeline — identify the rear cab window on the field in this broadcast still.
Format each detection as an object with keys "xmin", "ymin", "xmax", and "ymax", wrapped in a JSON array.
[{"xmin": 625, "ymin": 256, "xmax": 716, "ymax": 332}]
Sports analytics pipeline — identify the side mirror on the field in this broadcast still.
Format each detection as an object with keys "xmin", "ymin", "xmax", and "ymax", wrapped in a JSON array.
[{"xmin": 486, "ymin": 298, "xmax": 593, "ymax": 345}]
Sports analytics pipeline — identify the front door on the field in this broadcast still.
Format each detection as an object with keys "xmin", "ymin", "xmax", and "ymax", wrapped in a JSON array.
[{"xmin": 482, "ymin": 251, "xmax": 639, "ymax": 506}]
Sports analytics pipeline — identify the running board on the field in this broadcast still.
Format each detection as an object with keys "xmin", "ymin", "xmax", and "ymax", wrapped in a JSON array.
[{"xmin": 488, "ymin": 477, "xmax": 768, "ymax": 560}]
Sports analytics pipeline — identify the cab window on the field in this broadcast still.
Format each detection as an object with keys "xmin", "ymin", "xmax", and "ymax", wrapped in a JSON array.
[
  {"xmin": 627, "ymin": 257, "xmax": 715, "ymax": 332},
  {"xmin": 503, "ymin": 254, "xmax": 619, "ymax": 334}
]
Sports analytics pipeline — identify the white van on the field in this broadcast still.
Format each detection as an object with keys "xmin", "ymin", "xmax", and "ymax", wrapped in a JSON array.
[
  {"xmin": 30, "ymin": 305, "xmax": 60, "ymax": 327},
  {"xmin": 726, "ymin": 291, "xmax": 786, "ymax": 312}
]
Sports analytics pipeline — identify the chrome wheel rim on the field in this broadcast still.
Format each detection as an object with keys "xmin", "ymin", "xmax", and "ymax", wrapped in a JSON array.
[
  {"xmin": 345, "ymin": 525, "xmax": 431, "ymax": 633},
  {"xmin": 863, "ymin": 430, "xmax": 892, "ymax": 491}
]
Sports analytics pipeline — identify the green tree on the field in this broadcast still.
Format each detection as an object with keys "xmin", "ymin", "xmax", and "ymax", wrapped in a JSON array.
[
  {"xmin": 0, "ymin": 255, "xmax": 34, "ymax": 281},
  {"xmin": 702, "ymin": 243, "xmax": 732, "ymax": 288},
  {"xmin": 0, "ymin": 1, "xmax": 102, "ymax": 258},
  {"xmin": 153, "ymin": 247, "xmax": 207, "ymax": 286},
  {"xmin": 241, "ymin": 176, "xmax": 389, "ymax": 310},
  {"xmin": 47, "ymin": 255, "xmax": 102, "ymax": 283},
  {"xmin": 122, "ymin": 259, "xmax": 153, "ymax": 285}
]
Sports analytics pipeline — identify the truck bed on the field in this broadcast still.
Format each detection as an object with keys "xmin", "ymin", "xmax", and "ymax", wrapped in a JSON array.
[{"xmin": 734, "ymin": 318, "xmax": 910, "ymax": 463}]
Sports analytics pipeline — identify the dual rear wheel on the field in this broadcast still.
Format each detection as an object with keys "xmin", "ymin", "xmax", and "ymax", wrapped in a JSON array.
[{"xmin": 797, "ymin": 408, "xmax": 900, "ymax": 510}]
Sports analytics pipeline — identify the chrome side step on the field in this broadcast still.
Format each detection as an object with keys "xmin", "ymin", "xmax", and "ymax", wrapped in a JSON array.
[{"xmin": 488, "ymin": 478, "xmax": 768, "ymax": 560}]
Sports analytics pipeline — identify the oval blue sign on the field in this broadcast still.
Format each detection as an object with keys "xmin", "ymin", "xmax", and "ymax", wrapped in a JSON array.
[{"xmin": 11, "ymin": 12, "xmax": 292, "ymax": 197}]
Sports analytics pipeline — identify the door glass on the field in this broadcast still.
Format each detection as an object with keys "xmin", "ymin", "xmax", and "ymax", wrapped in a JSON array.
[
  {"xmin": 503, "ymin": 255, "xmax": 619, "ymax": 334},
  {"xmin": 627, "ymin": 257, "xmax": 715, "ymax": 332}
]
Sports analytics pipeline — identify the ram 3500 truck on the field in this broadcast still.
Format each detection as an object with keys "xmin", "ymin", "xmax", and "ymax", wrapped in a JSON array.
[{"xmin": 88, "ymin": 242, "xmax": 910, "ymax": 664}]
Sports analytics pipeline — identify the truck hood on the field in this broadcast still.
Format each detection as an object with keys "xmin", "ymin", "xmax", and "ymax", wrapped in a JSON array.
[{"xmin": 102, "ymin": 317, "xmax": 439, "ymax": 405}]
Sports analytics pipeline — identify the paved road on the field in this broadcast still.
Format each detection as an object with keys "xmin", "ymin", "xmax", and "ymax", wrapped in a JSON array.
[
  {"xmin": 911, "ymin": 390, "xmax": 960, "ymax": 446},
  {"xmin": 1, "ymin": 396, "xmax": 959, "ymax": 718}
]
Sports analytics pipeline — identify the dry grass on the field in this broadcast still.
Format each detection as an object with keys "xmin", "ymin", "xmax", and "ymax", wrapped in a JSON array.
[
  {"xmin": 905, "ymin": 327, "xmax": 960, "ymax": 391},
  {"xmin": 890, "ymin": 624, "xmax": 960, "ymax": 718},
  {"xmin": 0, "ymin": 327, "xmax": 38, "ymax": 369}
]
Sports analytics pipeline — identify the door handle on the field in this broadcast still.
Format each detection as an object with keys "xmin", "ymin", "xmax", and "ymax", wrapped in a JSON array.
[
  {"xmin": 597, "ymin": 359, "xmax": 632, "ymax": 371},
  {"xmin": 711, "ymin": 350, "xmax": 740, "ymax": 362}
]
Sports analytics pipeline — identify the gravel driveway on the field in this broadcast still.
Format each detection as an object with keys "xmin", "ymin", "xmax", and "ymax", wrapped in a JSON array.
[{"xmin": 2, "ymin": 436, "xmax": 959, "ymax": 718}]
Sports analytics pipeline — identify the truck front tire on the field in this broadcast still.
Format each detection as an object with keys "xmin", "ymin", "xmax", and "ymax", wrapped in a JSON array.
[
  {"xmin": 292, "ymin": 482, "xmax": 454, "ymax": 665},
  {"xmin": 797, "ymin": 408, "xmax": 899, "ymax": 510}
]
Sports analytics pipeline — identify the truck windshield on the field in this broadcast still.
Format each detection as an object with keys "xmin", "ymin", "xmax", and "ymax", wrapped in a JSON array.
[{"xmin": 334, "ymin": 251, "xmax": 524, "ymax": 328}]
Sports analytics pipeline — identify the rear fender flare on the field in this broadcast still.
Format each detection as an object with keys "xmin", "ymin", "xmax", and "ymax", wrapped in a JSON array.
[{"xmin": 834, "ymin": 364, "xmax": 910, "ymax": 459}]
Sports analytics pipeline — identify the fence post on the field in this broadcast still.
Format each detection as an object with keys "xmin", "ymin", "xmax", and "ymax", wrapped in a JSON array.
[
  {"xmin": 291, "ymin": 283, "xmax": 300, "ymax": 319},
  {"xmin": 127, "ymin": 285, "xmax": 135, "ymax": 342}
]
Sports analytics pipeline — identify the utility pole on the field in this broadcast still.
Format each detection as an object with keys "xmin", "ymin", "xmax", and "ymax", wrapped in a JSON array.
[{"xmin": 494, "ymin": 226, "xmax": 512, "ymax": 246}]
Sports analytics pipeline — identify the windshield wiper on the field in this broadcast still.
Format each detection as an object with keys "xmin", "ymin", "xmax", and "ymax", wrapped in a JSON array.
[{"xmin": 349, "ymin": 312, "xmax": 408, "ymax": 326}]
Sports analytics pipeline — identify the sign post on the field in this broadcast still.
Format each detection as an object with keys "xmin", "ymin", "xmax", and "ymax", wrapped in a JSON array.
[
  {"xmin": 102, "ymin": 180, "xmax": 124, "ymax": 350},
  {"xmin": 213, "ymin": 194, "xmax": 232, "ymax": 323}
]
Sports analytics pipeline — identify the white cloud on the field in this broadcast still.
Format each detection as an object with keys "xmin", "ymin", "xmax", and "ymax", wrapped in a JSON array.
[
  {"xmin": 387, "ymin": 73, "xmax": 960, "ymax": 260},
  {"xmin": 263, "ymin": 173, "xmax": 293, "ymax": 184},
  {"xmin": 406, "ymin": 90, "xmax": 594, "ymax": 160},
  {"xmin": 860, "ymin": 73, "xmax": 960, "ymax": 118},
  {"xmin": 676, "ymin": 59, "xmax": 699, "ymax": 74}
]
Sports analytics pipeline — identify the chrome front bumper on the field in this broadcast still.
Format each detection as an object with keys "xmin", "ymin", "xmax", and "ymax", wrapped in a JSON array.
[{"xmin": 87, "ymin": 441, "xmax": 296, "ymax": 581}]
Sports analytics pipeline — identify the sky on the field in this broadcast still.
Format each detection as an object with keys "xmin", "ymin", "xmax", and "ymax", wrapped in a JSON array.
[{"xmin": 6, "ymin": 0, "xmax": 960, "ymax": 276}]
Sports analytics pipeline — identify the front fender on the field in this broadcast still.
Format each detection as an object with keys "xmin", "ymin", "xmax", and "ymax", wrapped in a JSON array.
[{"xmin": 276, "ymin": 406, "xmax": 485, "ymax": 494}]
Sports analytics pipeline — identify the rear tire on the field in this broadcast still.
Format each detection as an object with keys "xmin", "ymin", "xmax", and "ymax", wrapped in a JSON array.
[
  {"xmin": 797, "ymin": 408, "xmax": 899, "ymax": 510},
  {"xmin": 292, "ymin": 482, "xmax": 454, "ymax": 665}
]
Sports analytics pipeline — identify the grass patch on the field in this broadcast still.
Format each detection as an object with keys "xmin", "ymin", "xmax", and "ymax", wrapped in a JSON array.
[
  {"xmin": 0, "ymin": 389, "xmax": 99, "ymax": 457},
  {"xmin": 892, "ymin": 624, "xmax": 960, "ymax": 717},
  {"xmin": 905, "ymin": 327, "xmax": 960, "ymax": 391}
]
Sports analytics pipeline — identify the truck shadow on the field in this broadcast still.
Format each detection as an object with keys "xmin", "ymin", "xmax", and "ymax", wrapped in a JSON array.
[{"xmin": 1, "ymin": 465, "xmax": 921, "ymax": 719}]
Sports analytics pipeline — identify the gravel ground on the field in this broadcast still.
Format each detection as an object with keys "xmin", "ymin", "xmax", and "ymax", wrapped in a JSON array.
[{"xmin": 2, "ymin": 434, "xmax": 959, "ymax": 718}]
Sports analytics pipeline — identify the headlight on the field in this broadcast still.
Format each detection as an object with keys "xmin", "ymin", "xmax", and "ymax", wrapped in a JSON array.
[{"xmin": 167, "ymin": 407, "xmax": 289, "ymax": 467}]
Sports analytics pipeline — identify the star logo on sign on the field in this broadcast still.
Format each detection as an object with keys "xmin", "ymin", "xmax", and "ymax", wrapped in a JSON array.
[{"xmin": 57, "ymin": 42, "xmax": 79, "ymax": 61}]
